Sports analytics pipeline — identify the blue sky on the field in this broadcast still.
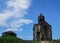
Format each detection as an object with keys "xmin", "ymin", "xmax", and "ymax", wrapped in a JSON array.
[{"xmin": 0, "ymin": 0, "xmax": 60, "ymax": 40}]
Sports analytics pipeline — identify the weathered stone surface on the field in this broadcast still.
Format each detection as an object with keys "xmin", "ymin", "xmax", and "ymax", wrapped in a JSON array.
[{"xmin": 33, "ymin": 13, "xmax": 52, "ymax": 41}]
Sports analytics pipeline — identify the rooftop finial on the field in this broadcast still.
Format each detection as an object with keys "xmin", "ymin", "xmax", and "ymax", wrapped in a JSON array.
[
  {"xmin": 38, "ymin": 13, "xmax": 45, "ymax": 24},
  {"xmin": 39, "ymin": 13, "xmax": 44, "ymax": 17}
]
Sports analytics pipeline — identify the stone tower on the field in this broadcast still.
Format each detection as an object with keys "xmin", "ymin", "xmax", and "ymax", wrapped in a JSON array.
[{"xmin": 33, "ymin": 13, "xmax": 52, "ymax": 41}]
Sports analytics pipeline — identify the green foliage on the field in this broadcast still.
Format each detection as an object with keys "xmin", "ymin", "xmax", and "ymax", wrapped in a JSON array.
[
  {"xmin": 0, "ymin": 36, "xmax": 60, "ymax": 43},
  {"xmin": 0, "ymin": 36, "xmax": 23, "ymax": 43},
  {"xmin": 52, "ymin": 39, "xmax": 60, "ymax": 43},
  {"xmin": 0, "ymin": 36, "xmax": 33, "ymax": 43}
]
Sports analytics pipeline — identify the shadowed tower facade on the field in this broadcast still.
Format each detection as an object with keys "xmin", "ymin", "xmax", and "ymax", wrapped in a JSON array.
[{"xmin": 33, "ymin": 13, "xmax": 52, "ymax": 41}]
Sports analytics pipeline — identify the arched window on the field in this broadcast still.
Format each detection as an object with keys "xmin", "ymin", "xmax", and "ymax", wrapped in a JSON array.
[{"xmin": 36, "ymin": 31, "xmax": 40, "ymax": 40}]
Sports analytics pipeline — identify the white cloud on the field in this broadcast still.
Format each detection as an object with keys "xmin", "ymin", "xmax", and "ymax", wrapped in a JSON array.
[
  {"xmin": 7, "ymin": 0, "xmax": 31, "ymax": 10},
  {"xmin": 0, "ymin": 0, "xmax": 33, "ymax": 32},
  {"xmin": 6, "ymin": 19, "xmax": 33, "ymax": 31}
]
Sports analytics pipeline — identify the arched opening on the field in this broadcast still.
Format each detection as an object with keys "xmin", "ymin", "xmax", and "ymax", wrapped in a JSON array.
[{"xmin": 36, "ymin": 31, "xmax": 40, "ymax": 40}]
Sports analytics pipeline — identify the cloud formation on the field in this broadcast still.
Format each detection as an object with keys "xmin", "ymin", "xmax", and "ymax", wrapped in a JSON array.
[{"xmin": 0, "ymin": 0, "xmax": 33, "ymax": 32}]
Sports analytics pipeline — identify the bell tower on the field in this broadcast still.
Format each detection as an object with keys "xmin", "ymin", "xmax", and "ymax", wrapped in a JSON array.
[
  {"xmin": 33, "ymin": 13, "xmax": 52, "ymax": 41},
  {"xmin": 38, "ymin": 13, "xmax": 45, "ymax": 24}
]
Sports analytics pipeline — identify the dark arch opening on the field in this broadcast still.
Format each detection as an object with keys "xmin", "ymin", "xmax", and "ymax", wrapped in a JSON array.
[{"xmin": 36, "ymin": 31, "xmax": 40, "ymax": 40}]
